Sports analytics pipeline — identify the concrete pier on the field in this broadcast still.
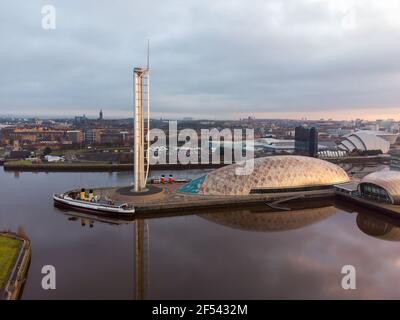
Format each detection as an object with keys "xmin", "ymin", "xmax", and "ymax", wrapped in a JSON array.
[
  {"xmin": 76, "ymin": 183, "xmax": 336, "ymax": 215},
  {"xmin": 58, "ymin": 181, "xmax": 400, "ymax": 219},
  {"xmin": 336, "ymin": 192, "xmax": 400, "ymax": 217}
]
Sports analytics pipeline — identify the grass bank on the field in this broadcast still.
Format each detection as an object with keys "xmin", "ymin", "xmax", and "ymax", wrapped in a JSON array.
[{"xmin": 0, "ymin": 235, "xmax": 19, "ymax": 289}]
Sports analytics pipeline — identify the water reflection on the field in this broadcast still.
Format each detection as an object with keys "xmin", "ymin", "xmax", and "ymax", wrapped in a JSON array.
[
  {"xmin": 56, "ymin": 205, "xmax": 132, "ymax": 226},
  {"xmin": 134, "ymin": 220, "xmax": 150, "ymax": 300},
  {"xmin": 57, "ymin": 209, "xmax": 149, "ymax": 299},
  {"xmin": 200, "ymin": 206, "xmax": 337, "ymax": 232},
  {"xmin": 54, "ymin": 199, "xmax": 400, "ymax": 299},
  {"xmin": 357, "ymin": 212, "xmax": 400, "ymax": 241},
  {"xmin": 56, "ymin": 202, "xmax": 342, "ymax": 300}
]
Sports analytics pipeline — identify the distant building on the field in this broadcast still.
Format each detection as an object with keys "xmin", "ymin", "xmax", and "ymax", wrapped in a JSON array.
[
  {"xmin": 66, "ymin": 130, "xmax": 84, "ymax": 145},
  {"xmin": 84, "ymin": 129, "xmax": 102, "ymax": 145},
  {"xmin": 13, "ymin": 140, "xmax": 20, "ymax": 151},
  {"xmin": 8, "ymin": 150, "xmax": 31, "ymax": 160},
  {"xmin": 10, "ymin": 128, "xmax": 65, "ymax": 145},
  {"xmin": 355, "ymin": 130, "xmax": 398, "ymax": 145},
  {"xmin": 100, "ymin": 132, "xmax": 124, "ymax": 145},
  {"xmin": 44, "ymin": 155, "xmax": 65, "ymax": 163},
  {"xmin": 84, "ymin": 129, "xmax": 94, "ymax": 145},
  {"xmin": 74, "ymin": 115, "xmax": 87, "ymax": 125},
  {"xmin": 338, "ymin": 131, "xmax": 391, "ymax": 155},
  {"xmin": 295, "ymin": 126, "xmax": 318, "ymax": 157},
  {"xmin": 99, "ymin": 110, "xmax": 103, "ymax": 121},
  {"xmin": 256, "ymin": 138, "xmax": 295, "ymax": 153}
]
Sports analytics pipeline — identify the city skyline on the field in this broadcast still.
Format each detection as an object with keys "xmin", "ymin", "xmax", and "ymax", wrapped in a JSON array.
[
  {"xmin": 2, "ymin": 108, "xmax": 400, "ymax": 122},
  {"xmin": 2, "ymin": 1, "xmax": 400, "ymax": 120},
  {"xmin": 4, "ymin": 0, "xmax": 400, "ymax": 304}
]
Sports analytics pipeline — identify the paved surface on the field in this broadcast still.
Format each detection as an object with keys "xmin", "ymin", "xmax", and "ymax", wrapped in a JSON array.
[{"xmin": 84, "ymin": 184, "xmax": 336, "ymax": 214}]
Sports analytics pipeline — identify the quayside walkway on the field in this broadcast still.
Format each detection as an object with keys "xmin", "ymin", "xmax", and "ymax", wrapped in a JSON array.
[{"xmin": 75, "ymin": 184, "xmax": 336, "ymax": 214}]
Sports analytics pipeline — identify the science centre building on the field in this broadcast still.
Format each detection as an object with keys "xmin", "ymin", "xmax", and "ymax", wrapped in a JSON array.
[{"xmin": 178, "ymin": 156, "xmax": 350, "ymax": 196}]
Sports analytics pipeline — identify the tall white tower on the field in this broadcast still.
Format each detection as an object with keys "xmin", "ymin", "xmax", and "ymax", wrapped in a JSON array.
[{"xmin": 133, "ymin": 46, "xmax": 150, "ymax": 192}]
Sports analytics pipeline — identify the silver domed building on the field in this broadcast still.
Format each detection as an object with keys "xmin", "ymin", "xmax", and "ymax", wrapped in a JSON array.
[
  {"xmin": 358, "ymin": 171, "xmax": 400, "ymax": 204},
  {"xmin": 338, "ymin": 131, "xmax": 391, "ymax": 154},
  {"xmin": 179, "ymin": 155, "xmax": 350, "ymax": 196}
]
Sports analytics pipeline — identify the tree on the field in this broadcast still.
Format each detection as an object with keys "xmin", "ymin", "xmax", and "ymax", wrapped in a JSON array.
[{"xmin": 43, "ymin": 147, "xmax": 52, "ymax": 156}]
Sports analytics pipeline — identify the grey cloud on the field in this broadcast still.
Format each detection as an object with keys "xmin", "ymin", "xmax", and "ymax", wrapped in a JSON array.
[{"xmin": 1, "ymin": 0, "xmax": 400, "ymax": 118}]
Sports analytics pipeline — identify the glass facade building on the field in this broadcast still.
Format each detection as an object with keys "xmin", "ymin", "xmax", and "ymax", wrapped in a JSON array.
[
  {"xmin": 295, "ymin": 126, "xmax": 318, "ymax": 157},
  {"xmin": 359, "ymin": 183, "xmax": 391, "ymax": 203}
]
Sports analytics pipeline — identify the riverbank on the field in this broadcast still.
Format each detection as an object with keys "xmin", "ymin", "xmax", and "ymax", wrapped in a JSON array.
[
  {"xmin": 0, "ymin": 233, "xmax": 31, "ymax": 300},
  {"xmin": 3, "ymin": 161, "xmax": 225, "ymax": 172}
]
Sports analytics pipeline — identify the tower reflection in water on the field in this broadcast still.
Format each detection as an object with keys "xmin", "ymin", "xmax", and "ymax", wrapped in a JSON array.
[
  {"xmin": 58, "ymin": 200, "xmax": 400, "ymax": 299},
  {"xmin": 59, "ymin": 210, "xmax": 150, "ymax": 299},
  {"xmin": 134, "ymin": 219, "xmax": 150, "ymax": 300}
]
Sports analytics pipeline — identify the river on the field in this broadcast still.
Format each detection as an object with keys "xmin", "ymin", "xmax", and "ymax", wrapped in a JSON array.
[{"xmin": 1, "ymin": 168, "xmax": 400, "ymax": 299}]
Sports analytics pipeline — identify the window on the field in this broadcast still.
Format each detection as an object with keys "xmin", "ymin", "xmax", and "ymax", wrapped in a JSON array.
[{"xmin": 360, "ymin": 183, "xmax": 391, "ymax": 204}]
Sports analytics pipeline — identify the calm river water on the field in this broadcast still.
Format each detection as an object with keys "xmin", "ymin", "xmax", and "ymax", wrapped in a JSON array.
[{"xmin": 1, "ymin": 168, "xmax": 400, "ymax": 299}]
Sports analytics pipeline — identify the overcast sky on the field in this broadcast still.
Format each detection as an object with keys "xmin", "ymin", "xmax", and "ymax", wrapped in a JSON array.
[{"xmin": 1, "ymin": 0, "xmax": 400, "ymax": 120}]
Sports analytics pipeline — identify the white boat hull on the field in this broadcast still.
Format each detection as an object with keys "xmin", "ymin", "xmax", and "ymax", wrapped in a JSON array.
[{"xmin": 53, "ymin": 194, "xmax": 135, "ymax": 215}]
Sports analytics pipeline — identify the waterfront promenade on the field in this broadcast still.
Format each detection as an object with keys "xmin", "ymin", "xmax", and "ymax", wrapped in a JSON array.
[{"xmin": 63, "ymin": 183, "xmax": 336, "ymax": 215}]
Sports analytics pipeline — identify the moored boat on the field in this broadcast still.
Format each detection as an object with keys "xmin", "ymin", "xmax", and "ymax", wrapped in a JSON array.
[{"xmin": 53, "ymin": 192, "xmax": 135, "ymax": 215}]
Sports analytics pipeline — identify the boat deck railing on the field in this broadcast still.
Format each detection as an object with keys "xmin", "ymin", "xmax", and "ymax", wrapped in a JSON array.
[{"xmin": 60, "ymin": 194, "xmax": 133, "ymax": 210}]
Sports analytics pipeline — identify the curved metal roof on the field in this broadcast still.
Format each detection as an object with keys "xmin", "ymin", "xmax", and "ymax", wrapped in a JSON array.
[
  {"xmin": 360, "ymin": 171, "xmax": 400, "ymax": 204},
  {"xmin": 356, "ymin": 130, "xmax": 399, "ymax": 145},
  {"xmin": 197, "ymin": 155, "xmax": 350, "ymax": 196},
  {"xmin": 339, "ymin": 132, "xmax": 390, "ymax": 154},
  {"xmin": 352, "ymin": 132, "xmax": 390, "ymax": 153}
]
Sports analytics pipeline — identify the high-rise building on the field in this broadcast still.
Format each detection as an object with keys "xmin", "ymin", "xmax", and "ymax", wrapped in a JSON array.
[
  {"xmin": 99, "ymin": 109, "xmax": 103, "ymax": 121},
  {"xmin": 84, "ymin": 129, "xmax": 101, "ymax": 145},
  {"xmin": 295, "ymin": 126, "xmax": 318, "ymax": 157}
]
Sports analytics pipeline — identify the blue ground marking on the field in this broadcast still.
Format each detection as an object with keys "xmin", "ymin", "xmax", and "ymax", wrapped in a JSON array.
[{"xmin": 177, "ymin": 175, "xmax": 207, "ymax": 194}]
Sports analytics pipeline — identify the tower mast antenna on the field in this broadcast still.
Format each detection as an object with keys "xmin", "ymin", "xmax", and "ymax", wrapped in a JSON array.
[
  {"xmin": 144, "ymin": 40, "xmax": 151, "ymax": 186},
  {"xmin": 146, "ymin": 39, "xmax": 150, "ymax": 71}
]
